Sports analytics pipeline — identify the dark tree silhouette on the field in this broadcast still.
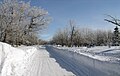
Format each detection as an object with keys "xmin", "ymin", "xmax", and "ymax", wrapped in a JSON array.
[
  {"xmin": 113, "ymin": 26, "xmax": 120, "ymax": 45},
  {"xmin": 104, "ymin": 15, "xmax": 120, "ymax": 26}
]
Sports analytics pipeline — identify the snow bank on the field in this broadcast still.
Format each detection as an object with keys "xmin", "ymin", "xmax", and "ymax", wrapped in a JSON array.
[{"xmin": 0, "ymin": 42, "xmax": 37, "ymax": 76}]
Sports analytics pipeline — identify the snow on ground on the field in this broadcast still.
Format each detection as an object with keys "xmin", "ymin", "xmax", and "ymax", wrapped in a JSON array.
[
  {"xmin": 0, "ymin": 42, "xmax": 37, "ymax": 76},
  {"xmin": 0, "ymin": 42, "xmax": 74, "ymax": 76},
  {"xmin": 50, "ymin": 46, "xmax": 120, "ymax": 76},
  {"xmin": 55, "ymin": 46, "xmax": 120, "ymax": 63},
  {"xmin": 24, "ymin": 46, "xmax": 74, "ymax": 76},
  {"xmin": 1, "ymin": 42, "xmax": 120, "ymax": 76}
]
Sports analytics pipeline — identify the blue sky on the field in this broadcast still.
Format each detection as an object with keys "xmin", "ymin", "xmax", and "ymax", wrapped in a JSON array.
[{"xmin": 25, "ymin": 0, "xmax": 120, "ymax": 40}]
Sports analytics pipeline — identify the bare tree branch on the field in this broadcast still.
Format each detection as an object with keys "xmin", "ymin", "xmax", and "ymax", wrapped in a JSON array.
[{"xmin": 104, "ymin": 15, "xmax": 120, "ymax": 26}]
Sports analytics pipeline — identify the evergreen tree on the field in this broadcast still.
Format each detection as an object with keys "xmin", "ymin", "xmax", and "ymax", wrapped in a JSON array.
[{"xmin": 113, "ymin": 26, "xmax": 120, "ymax": 45}]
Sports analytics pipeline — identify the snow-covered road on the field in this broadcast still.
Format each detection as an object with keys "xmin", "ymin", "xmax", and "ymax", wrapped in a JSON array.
[
  {"xmin": 46, "ymin": 46, "xmax": 120, "ymax": 76},
  {"xmin": 24, "ymin": 45, "xmax": 120, "ymax": 76},
  {"xmin": 46, "ymin": 46, "xmax": 106, "ymax": 76},
  {"xmin": 25, "ymin": 46, "xmax": 74, "ymax": 76},
  {"xmin": 1, "ymin": 43, "xmax": 120, "ymax": 76}
]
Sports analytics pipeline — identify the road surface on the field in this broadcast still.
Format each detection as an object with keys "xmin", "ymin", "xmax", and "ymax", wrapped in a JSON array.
[
  {"xmin": 24, "ymin": 46, "xmax": 120, "ymax": 76},
  {"xmin": 24, "ymin": 46, "xmax": 74, "ymax": 76}
]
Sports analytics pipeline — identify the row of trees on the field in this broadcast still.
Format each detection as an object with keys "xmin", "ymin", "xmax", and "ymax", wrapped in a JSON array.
[
  {"xmin": 0, "ymin": 0, "xmax": 50, "ymax": 46},
  {"xmin": 51, "ymin": 20, "xmax": 119, "ymax": 47}
]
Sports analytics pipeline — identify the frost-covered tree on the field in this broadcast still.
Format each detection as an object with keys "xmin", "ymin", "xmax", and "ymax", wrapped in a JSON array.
[
  {"xmin": 51, "ymin": 26, "xmax": 113, "ymax": 47},
  {"xmin": 52, "ymin": 28, "xmax": 69, "ymax": 46},
  {"xmin": 0, "ymin": 0, "xmax": 50, "ymax": 45},
  {"xmin": 107, "ymin": 30, "xmax": 113, "ymax": 47},
  {"xmin": 68, "ymin": 20, "xmax": 78, "ymax": 47},
  {"xmin": 104, "ymin": 15, "xmax": 120, "ymax": 46}
]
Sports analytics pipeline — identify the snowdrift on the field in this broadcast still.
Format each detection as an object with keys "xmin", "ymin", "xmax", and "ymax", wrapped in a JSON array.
[{"xmin": 0, "ymin": 42, "xmax": 37, "ymax": 76}]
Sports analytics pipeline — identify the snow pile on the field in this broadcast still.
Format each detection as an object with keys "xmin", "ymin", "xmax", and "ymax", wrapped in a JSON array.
[{"xmin": 0, "ymin": 42, "xmax": 37, "ymax": 76}]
